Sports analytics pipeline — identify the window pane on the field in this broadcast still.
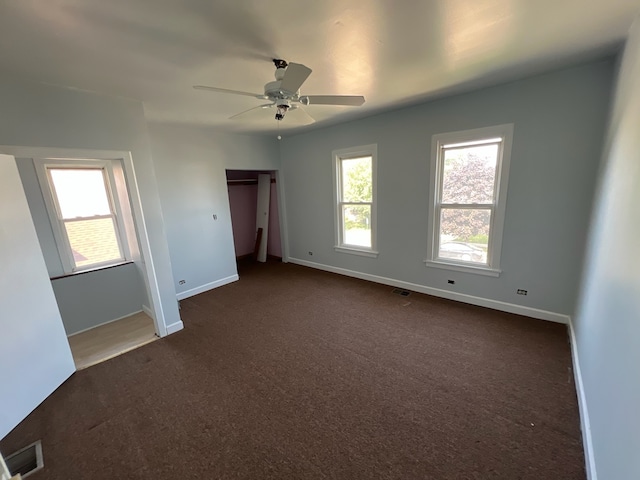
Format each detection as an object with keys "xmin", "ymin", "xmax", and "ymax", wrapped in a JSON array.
[
  {"xmin": 50, "ymin": 169, "xmax": 111, "ymax": 218},
  {"xmin": 343, "ymin": 204, "xmax": 371, "ymax": 247},
  {"xmin": 65, "ymin": 218, "xmax": 122, "ymax": 268},
  {"xmin": 441, "ymin": 144, "xmax": 498, "ymax": 204},
  {"xmin": 439, "ymin": 209, "xmax": 490, "ymax": 264},
  {"xmin": 341, "ymin": 156, "xmax": 372, "ymax": 202}
]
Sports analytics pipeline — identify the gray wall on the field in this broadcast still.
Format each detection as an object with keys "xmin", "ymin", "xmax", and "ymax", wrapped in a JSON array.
[
  {"xmin": 51, "ymin": 263, "xmax": 146, "ymax": 335},
  {"xmin": 281, "ymin": 59, "xmax": 614, "ymax": 316},
  {"xmin": 573, "ymin": 19, "xmax": 640, "ymax": 480},
  {"xmin": 0, "ymin": 76, "xmax": 181, "ymax": 335},
  {"xmin": 16, "ymin": 158, "xmax": 148, "ymax": 335},
  {"xmin": 15, "ymin": 158, "xmax": 65, "ymax": 275},
  {"xmin": 148, "ymin": 123, "xmax": 279, "ymax": 297}
]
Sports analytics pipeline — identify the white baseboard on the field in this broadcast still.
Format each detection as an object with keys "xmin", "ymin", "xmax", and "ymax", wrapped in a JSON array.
[
  {"xmin": 288, "ymin": 258, "xmax": 570, "ymax": 324},
  {"xmin": 176, "ymin": 274, "xmax": 239, "ymax": 301},
  {"xmin": 67, "ymin": 309, "xmax": 143, "ymax": 337},
  {"xmin": 141, "ymin": 304, "xmax": 154, "ymax": 320},
  {"xmin": 569, "ymin": 318, "xmax": 597, "ymax": 480},
  {"xmin": 166, "ymin": 321, "xmax": 184, "ymax": 335}
]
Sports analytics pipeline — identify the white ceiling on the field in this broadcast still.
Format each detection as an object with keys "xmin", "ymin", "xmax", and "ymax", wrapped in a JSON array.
[{"xmin": 1, "ymin": 0, "xmax": 639, "ymax": 133}]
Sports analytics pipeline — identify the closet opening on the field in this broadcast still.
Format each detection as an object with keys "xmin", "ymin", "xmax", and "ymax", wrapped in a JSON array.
[{"xmin": 226, "ymin": 170, "xmax": 282, "ymax": 269}]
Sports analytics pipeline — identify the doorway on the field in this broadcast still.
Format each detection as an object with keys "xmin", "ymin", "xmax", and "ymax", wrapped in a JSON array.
[
  {"xmin": 226, "ymin": 170, "xmax": 282, "ymax": 267},
  {"xmin": 5, "ymin": 147, "xmax": 168, "ymax": 370}
]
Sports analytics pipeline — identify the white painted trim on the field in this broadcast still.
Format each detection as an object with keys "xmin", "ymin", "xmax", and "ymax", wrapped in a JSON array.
[
  {"xmin": 256, "ymin": 173, "xmax": 271, "ymax": 262},
  {"xmin": 424, "ymin": 259, "xmax": 501, "ymax": 277},
  {"xmin": 166, "ymin": 321, "xmax": 184, "ymax": 335},
  {"xmin": 426, "ymin": 124, "xmax": 514, "ymax": 272},
  {"xmin": 568, "ymin": 318, "xmax": 597, "ymax": 480},
  {"xmin": 142, "ymin": 304, "xmax": 154, "ymax": 320},
  {"xmin": 67, "ymin": 309, "xmax": 143, "ymax": 337},
  {"xmin": 0, "ymin": 452, "xmax": 11, "ymax": 480},
  {"xmin": 332, "ymin": 144, "xmax": 378, "ymax": 254},
  {"xmin": 334, "ymin": 246, "xmax": 379, "ymax": 258},
  {"xmin": 275, "ymin": 169, "xmax": 290, "ymax": 263},
  {"xmin": 1, "ymin": 145, "xmax": 170, "ymax": 338},
  {"xmin": 289, "ymin": 258, "xmax": 569, "ymax": 324},
  {"xmin": 32, "ymin": 158, "xmax": 130, "ymax": 274},
  {"xmin": 176, "ymin": 274, "xmax": 239, "ymax": 301}
]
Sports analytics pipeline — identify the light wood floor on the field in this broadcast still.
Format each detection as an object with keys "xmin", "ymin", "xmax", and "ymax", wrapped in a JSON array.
[{"xmin": 67, "ymin": 312, "xmax": 157, "ymax": 370}]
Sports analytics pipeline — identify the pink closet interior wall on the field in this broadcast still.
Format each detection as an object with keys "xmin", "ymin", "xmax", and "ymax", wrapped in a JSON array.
[
  {"xmin": 227, "ymin": 184, "xmax": 258, "ymax": 257},
  {"xmin": 227, "ymin": 173, "xmax": 282, "ymax": 259}
]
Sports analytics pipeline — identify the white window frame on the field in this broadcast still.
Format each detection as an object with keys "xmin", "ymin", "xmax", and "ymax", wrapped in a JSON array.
[
  {"xmin": 333, "ymin": 144, "xmax": 379, "ymax": 258},
  {"xmin": 34, "ymin": 158, "xmax": 131, "ymax": 274},
  {"xmin": 425, "ymin": 124, "xmax": 514, "ymax": 277}
]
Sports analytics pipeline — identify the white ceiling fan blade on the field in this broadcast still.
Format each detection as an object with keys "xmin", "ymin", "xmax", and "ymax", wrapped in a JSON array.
[
  {"xmin": 301, "ymin": 95, "xmax": 365, "ymax": 106},
  {"xmin": 193, "ymin": 85, "xmax": 265, "ymax": 99},
  {"xmin": 286, "ymin": 106, "xmax": 315, "ymax": 125},
  {"xmin": 280, "ymin": 63, "xmax": 312, "ymax": 93},
  {"xmin": 229, "ymin": 103, "xmax": 274, "ymax": 120}
]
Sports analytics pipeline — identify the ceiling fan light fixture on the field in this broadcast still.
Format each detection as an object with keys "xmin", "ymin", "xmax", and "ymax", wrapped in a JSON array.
[{"xmin": 275, "ymin": 103, "xmax": 290, "ymax": 121}]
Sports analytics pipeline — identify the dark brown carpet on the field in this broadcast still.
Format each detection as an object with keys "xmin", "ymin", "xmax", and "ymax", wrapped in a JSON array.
[{"xmin": 1, "ymin": 261, "xmax": 585, "ymax": 479}]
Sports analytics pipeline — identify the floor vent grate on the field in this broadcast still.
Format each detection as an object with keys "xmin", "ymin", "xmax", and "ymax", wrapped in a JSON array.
[
  {"xmin": 392, "ymin": 288, "xmax": 411, "ymax": 297},
  {"xmin": 5, "ymin": 440, "xmax": 43, "ymax": 478}
]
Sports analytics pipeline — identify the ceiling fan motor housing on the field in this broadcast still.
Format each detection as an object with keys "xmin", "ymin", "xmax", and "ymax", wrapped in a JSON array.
[
  {"xmin": 264, "ymin": 80, "xmax": 299, "ymax": 100},
  {"xmin": 264, "ymin": 65, "xmax": 298, "ymax": 121},
  {"xmin": 266, "ymin": 60, "xmax": 303, "ymax": 99},
  {"xmin": 274, "ymin": 67, "xmax": 286, "ymax": 81}
]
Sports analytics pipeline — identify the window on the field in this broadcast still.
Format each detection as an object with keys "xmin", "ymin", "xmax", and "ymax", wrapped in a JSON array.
[
  {"xmin": 426, "ymin": 124, "xmax": 513, "ymax": 276},
  {"xmin": 35, "ymin": 160, "xmax": 129, "ymax": 274},
  {"xmin": 333, "ymin": 144, "xmax": 378, "ymax": 257}
]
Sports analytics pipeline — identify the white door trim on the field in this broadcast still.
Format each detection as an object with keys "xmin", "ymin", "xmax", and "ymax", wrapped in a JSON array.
[
  {"xmin": 255, "ymin": 173, "xmax": 271, "ymax": 262},
  {"xmin": 0, "ymin": 145, "xmax": 168, "ymax": 337}
]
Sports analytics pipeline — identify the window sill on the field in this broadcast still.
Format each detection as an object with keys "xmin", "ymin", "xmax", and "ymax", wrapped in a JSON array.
[
  {"xmin": 334, "ymin": 246, "xmax": 379, "ymax": 258},
  {"xmin": 424, "ymin": 259, "xmax": 501, "ymax": 277},
  {"xmin": 50, "ymin": 261, "xmax": 133, "ymax": 281}
]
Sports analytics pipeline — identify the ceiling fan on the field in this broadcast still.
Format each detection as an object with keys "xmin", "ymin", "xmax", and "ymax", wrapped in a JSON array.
[{"xmin": 194, "ymin": 59, "xmax": 365, "ymax": 124}]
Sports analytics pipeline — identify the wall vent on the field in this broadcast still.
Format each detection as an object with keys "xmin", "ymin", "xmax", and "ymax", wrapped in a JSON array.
[
  {"xmin": 5, "ymin": 440, "xmax": 43, "ymax": 478},
  {"xmin": 392, "ymin": 288, "xmax": 411, "ymax": 297}
]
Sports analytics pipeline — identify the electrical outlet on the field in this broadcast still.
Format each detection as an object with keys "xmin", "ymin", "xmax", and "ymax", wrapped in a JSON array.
[
  {"xmin": 308, "ymin": 251, "xmax": 313, "ymax": 256},
  {"xmin": 517, "ymin": 289, "xmax": 528, "ymax": 295},
  {"xmin": 179, "ymin": 279, "xmax": 186, "ymax": 285},
  {"xmin": 447, "ymin": 279, "xmax": 455, "ymax": 285}
]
